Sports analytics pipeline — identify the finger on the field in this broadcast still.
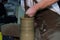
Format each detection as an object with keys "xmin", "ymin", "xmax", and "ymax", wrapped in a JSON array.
[{"xmin": 26, "ymin": 13, "xmax": 33, "ymax": 17}]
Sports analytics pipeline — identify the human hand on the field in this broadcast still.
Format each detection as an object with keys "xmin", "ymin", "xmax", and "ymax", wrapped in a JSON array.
[{"xmin": 26, "ymin": 7, "xmax": 37, "ymax": 17}]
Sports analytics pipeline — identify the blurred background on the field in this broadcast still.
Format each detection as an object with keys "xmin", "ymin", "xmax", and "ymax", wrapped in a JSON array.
[
  {"xmin": 0, "ymin": 0, "xmax": 24, "ymax": 24},
  {"xmin": 0, "ymin": 0, "xmax": 24, "ymax": 40}
]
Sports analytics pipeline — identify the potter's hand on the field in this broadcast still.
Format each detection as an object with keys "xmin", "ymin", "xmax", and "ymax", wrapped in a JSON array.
[
  {"xmin": 26, "ymin": 0, "xmax": 58, "ymax": 17},
  {"xmin": 26, "ymin": 7, "xmax": 37, "ymax": 17}
]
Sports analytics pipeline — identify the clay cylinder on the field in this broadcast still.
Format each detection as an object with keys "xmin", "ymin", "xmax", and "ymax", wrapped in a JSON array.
[{"xmin": 20, "ymin": 17, "xmax": 34, "ymax": 40}]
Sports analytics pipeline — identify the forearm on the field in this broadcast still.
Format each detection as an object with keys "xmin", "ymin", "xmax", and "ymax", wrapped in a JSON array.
[{"xmin": 33, "ymin": 0, "xmax": 58, "ymax": 10}]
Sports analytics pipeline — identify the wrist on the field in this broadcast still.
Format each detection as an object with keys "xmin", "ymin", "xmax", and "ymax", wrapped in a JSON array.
[
  {"xmin": 33, "ymin": 4, "xmax": 42, "ymax": 12},
  {"xmin": 33, "ymin": 4, "xmax": 39, "ymax": 11}
]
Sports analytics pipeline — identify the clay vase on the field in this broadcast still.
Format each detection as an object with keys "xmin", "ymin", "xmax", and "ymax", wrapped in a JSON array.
[{"xmin": 20, "ymin": 17, "xmax": 34, "ymax": 40}]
